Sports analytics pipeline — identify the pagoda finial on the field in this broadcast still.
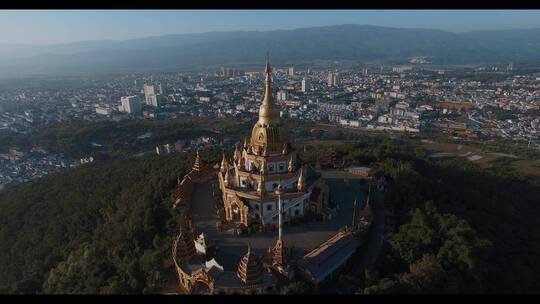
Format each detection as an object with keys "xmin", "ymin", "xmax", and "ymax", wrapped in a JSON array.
[
  {"xmin": 224, "ymin": 169, "xmax": 232, "ymax": 187},
  {"xmin": 288, "ymin": 154, "xmax": 295, "ymax": 173},
  {"xmin": 234, "ymin": 144, "xmax": 242, "ymax": 164},
  {"xmin": 258, "ymin": 53, "xmax": 279, "ymax": 126},
  {"xmin": 297, "ymin": 166, "xmax": 306, "ymax": 192},
  {"xmin": 220, "ymin": 150, "xmax": 228, "ymax": 174},
  {"xmin": 265, "ymin": 51, "xmax": 270, "ymax": 72}
]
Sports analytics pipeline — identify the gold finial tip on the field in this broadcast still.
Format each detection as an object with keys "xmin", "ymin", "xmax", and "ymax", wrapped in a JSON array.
[{"xmin": 264, "ymin": 52, "xmax": 271, "ymax": 75}]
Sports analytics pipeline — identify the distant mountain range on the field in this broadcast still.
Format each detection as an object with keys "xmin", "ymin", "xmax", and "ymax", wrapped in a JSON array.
[{"xmin": 2, "ymin": 24, "xmax": 540, "ymax": 77}]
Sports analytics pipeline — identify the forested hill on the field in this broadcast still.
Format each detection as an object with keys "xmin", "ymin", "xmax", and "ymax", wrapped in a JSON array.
[
  {"xmin": 0, "ymin": 149, "xmax": 219, "ymax": 294},
  {"xmin": 1, "ymin": 136, "xmax": 539, "ymax": 294},
  {"xmin": 2, "ymin": 25, "xmax": 540, "ymax": 77}
]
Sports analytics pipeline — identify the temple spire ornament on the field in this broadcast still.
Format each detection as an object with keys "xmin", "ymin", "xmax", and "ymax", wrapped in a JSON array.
[
  {"xmin": 288, "ymin": 154, "xmax": 295, "ymax": 173},
  {"xmin": 220, "ymin": 151, "xmax": 229, "ymax": 174},
  {"xmin": 224, "ymin": 169, "xmax": 232, "ymax": 187},
  {"xmin": 297, "ymin": 166, "xmax": 306, "ymax": 192}
]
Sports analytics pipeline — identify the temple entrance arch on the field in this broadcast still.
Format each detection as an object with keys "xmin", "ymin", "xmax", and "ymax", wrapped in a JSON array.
[{"xmin": 224, "ymin": 195, "xmax": 249, "ymax": 227}]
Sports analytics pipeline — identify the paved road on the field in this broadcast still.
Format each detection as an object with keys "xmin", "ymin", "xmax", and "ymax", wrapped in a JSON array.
[
  {"xmin": 359, "ymin": 189, "xmax": 385, "ymax": 271},
  {"xmin": 190, "ymin": 178, "xmax": 368, "ymax": 270}
]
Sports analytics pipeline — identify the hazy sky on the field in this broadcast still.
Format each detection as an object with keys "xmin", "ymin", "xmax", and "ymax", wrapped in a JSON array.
[{"xmin": 1, "ymin": 10, "xmax": 540, "ymax": 44}]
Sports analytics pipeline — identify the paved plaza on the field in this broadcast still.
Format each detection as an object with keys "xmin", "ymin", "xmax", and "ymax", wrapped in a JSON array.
[{"xmin": 190, "ymin": 175, "xmax": 369, "ymax": 270}]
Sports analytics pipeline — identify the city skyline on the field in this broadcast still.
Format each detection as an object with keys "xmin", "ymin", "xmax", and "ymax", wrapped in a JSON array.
[{"xmin": 2, "ymin": 10, "xmax": 540, "ymax": 44}]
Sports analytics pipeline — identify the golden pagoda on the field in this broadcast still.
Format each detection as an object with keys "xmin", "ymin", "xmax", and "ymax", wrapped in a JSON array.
[{"xmin": 217, "ymin": 56, "xmax": 315, "ymax": 230}]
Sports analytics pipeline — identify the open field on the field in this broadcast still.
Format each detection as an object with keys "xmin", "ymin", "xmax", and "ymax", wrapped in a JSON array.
[{"xmin": 421, "ymin": 139, "xmax": 540, "ymax": 178}]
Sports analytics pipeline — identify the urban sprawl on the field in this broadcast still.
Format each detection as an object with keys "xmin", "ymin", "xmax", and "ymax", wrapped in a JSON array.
[{"xmin": 1, "ymin": 62, "xmax": 539, "ymax": 189}]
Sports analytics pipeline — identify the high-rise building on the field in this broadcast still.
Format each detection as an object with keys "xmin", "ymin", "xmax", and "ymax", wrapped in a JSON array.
[
  {"xmin": 220, "ymin": 67, "xmax": 244, "ymax": 77},
  {"xmin": 287, "ymin": 67, "xmax": 294, "ymax": 77},
  {"xmin": 119, "ymin": 96, "xmax": 142, "ymax": 114},
  {"xmin": 147, "ymin": 95, "xmax": 159, "ymax": 107},
  {"xmin": 362, "ymin": 68, "xmax": 369, "ymax": 76},
  {"xmin": 327, "ymin": 72, "xmax": 340, "ymax": 87},
  {"xmin": 301, "ymin": 78, "xmax": 310, "ymax": 92},
  {"xmin": 143, "ymin": 83, "xmax": 159, "ymax": 107},
  {"xmin": 158, "ymin": 82, "xmax": 164, "ymax": 95},
  {"xmin": 392, "ymin": 65, "xmax": 412, "ymax": 73},
  {"xmin": 277, "ymin": 90, "xmax": 287, "ymax": 101},
  {"xmin": 327, "ymin": 73, "xmax": 334, "ymax": 86},
  {"xmin": 144, "ymin": 83, "xmax": 156, "ymax": 97},
  {"xmin": 507, "ymin": 63, "xmax": 514, "ymax": 72},
  {"xmin": 220, "ymin": 67, "xmax": 234, "ymax": 77}
]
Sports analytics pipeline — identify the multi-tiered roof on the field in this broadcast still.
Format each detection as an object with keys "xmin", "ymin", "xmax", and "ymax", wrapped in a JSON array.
[{"xmin": 236, "ymin": 245, "xmax": 264, "ymax": 286}]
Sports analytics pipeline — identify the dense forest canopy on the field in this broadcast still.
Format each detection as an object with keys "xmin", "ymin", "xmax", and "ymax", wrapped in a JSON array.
[{"xmin": 0, "ymin": 148, "xmax": 220, "ymax": 294}]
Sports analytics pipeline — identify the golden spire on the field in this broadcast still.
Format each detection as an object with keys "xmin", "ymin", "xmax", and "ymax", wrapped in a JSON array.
[
  {"xmin": 234, "ymin": 144, "xmax": 242, "ymax": 164},
  {"xmin": 288, "ymin": 154, "xmax": 295, "ymax": 173},
  {"xmin": 220, "ymin": 151, "xmax": 229, "ymax": 174},
  {"xmin": 297, "ymin": 166, "xmax": 306, "ymax": 192},
  {"xmin": 243, "ymin": 137, "xmax": 248, "ymax": 150},
  {"xmin": 258, "ymin": 53, "xmax": 280, "ymax": 126}
]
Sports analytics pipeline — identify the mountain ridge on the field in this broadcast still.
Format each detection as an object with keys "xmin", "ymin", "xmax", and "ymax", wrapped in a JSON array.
[{"xmin": 1, "ymin": 24, "xmax": 540, "ymax": 77}]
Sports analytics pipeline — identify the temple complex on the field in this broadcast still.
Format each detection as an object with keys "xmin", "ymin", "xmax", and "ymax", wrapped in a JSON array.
[{"xmin": 168, "ymin": 57, "xmax": 367, "ymax": 295}]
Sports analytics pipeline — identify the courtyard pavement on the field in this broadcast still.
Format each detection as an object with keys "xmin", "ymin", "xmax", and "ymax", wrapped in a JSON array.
[{"xmin": 190, "ymin": 175, "xmax": 369, "ymax": 270}]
